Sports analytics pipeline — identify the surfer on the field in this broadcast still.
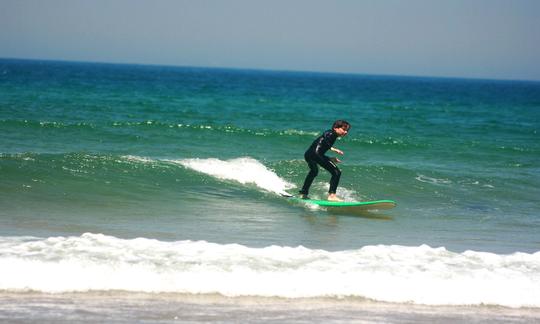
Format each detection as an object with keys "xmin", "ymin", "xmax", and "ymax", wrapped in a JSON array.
[{"xmin": 299, "ymin": 120, "xmax": 350, "ymax": 201}]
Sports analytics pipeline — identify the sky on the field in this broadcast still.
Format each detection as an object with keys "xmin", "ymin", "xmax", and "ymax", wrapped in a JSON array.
[{"xmin": 1, "ymin": 0, "xmax": 539, "ymax": 81}]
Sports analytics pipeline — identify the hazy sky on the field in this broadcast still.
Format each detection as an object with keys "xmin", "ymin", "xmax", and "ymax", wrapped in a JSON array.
[{"xmin": 1, "ymin": 0, "xmax": 539, "ymax": 80}]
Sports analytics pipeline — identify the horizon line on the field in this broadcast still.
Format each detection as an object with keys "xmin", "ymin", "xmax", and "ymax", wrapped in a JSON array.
[{"xmin": 1, "ymin": 56, "xmax": 539, "ymax": 84}]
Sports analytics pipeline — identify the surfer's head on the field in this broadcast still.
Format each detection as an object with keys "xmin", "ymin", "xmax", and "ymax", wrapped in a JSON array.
[{"xmin": 332, "ymin": 120, "xmax": 350, "ymax": 137}]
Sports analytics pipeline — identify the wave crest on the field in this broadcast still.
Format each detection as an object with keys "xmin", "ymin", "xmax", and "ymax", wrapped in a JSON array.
[{"xmin": 1, "ymin": 234, "xmax": 539, "ymax": 307}]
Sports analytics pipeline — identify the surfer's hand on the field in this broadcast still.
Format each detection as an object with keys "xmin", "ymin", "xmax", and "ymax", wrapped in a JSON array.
[{"xmin": 330, "ymin": 157, "xmax": 341, "ymax": 163}]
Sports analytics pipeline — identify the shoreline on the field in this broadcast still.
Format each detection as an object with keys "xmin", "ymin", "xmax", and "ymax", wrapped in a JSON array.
[{"xmin": 1, "ymin": 291, "xmax": 539, "ymax": 323}]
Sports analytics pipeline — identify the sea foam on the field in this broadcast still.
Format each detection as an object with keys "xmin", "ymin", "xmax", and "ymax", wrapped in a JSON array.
[
  {"xmin": 172, "ymin": 157, "xmax": 295, "ymax": 195},
  {"xmin": 1, "ymin": 233, "xmax": 539, "ymax": 308}
]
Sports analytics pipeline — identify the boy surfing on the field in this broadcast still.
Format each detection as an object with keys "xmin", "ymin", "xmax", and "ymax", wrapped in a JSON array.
[{"xmin": 299, "ymin": 120, "xmax": 351, "ymax": 201}]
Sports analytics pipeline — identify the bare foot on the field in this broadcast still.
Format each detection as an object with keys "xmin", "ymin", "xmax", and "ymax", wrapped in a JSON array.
[{"xmin": 327, "ymin": 194, "xmax": 343, "ymax": 202}]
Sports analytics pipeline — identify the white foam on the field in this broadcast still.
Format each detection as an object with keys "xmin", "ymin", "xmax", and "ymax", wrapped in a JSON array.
[
  {"xmin": 0, "ymin": 234, "xmax": 539, "ymax": 308},
  {"xmin": 171, "ymin": 157, "xmax": 295, "ymax": 195},
  {"xmin": 121, "ymin": 155, "xmax": 156, "ymax": 164},
  {"xmin": 415, "ymin": 174, "xmax": 452, "ymax": 185}
]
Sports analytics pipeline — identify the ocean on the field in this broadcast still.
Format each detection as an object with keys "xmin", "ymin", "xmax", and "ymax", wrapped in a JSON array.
[{"xmin": 1, "ymin": 58, "xmax": 539, "ymax": 323}]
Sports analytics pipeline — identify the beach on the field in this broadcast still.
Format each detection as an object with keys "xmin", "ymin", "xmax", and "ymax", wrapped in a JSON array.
[{"xmin": 2, "ymin": 292, "xmax": 540, "ymax": 323}]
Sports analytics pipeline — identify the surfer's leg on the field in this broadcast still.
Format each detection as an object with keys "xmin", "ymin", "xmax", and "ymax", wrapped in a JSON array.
[
  {"xmin": 319, "ymin": 157, "xmax": 341, "ymax": 195},
  {"xmin": 300, "ymin": 156, "xmax": 319, "ymax": 197}
]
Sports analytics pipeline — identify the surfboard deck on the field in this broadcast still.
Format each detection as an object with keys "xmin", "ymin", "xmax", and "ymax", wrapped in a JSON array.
[{"xmin": 285, "ymin": 195, "xmax": 396, "ymax": 210}]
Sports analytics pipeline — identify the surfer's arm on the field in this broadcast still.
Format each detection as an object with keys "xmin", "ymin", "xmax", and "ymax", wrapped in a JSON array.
[
  {"xmin": 331, "ymin": 147, "xmax": 344, "ymax": 155},
  {"xmin": 330, "ymin": 147, "xmax": 343, "ymax": 163}
]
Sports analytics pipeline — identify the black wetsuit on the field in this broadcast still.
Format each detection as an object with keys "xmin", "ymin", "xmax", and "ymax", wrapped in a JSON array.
[{"xmin": 299, "ymin": 129, "xmax": 341, "ymax": 196}]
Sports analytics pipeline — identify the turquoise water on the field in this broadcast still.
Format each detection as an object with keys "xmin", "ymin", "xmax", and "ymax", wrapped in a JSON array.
[{"xmin": 1, "ymin": 59, "xmax": 539, "ymax": 320}]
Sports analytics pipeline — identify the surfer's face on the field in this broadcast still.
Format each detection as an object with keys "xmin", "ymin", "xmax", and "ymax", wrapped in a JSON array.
[{"xmin": 334, "ymin": 126, "xmax": 349, "ymax": 137}]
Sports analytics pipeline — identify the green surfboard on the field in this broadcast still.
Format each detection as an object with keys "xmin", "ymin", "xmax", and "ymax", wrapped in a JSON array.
[{"xmin": 289, "ymin": 197, "xmax": 396, "ymax": 210}]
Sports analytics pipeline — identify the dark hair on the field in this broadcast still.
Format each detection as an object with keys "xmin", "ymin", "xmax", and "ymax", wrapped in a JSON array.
[{"xmin": 332, "ymin": 120, "xmax": 350, "ymax": 130}]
